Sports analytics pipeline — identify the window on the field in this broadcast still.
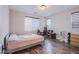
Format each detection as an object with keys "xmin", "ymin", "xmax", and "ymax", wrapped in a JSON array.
[
  {"xmin": 72, "ymin": 13, "xmax": 79, "ymax": 28},
  {"xmin": 47, "ymin": 19, "xmax": 52, "ymax": 30},
  {"xmin": 24, "ymin": 17, "xmax": 40, "ymax": 32}
]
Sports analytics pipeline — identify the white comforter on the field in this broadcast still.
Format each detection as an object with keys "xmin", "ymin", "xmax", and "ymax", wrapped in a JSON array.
[
  {"xmin": 17, "ymin": 34, "xmax": 43, "ymax": 41},
  {"xmin": 8, "ymin": 34, "xmax": 43, "ymax": 41}
]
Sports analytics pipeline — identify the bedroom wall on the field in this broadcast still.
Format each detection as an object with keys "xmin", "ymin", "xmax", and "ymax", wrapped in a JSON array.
[
  {"xmin": 0, "ymin": 6, "xmax": 9, "ymax": 44},
  {"xmin": 50, "ymin": 11, "xmax": 71, "ymax": 42},
  {"xmin": 10, "ymin": 9, "xmax": 46, "ymax": 34},
  {"xmin": 51, "ymin": 11, "xmax": 72, "ymax": 33},
  {"xmin": 10, "ymin": 7, "xmax": 79, "ymax": 35},
  {"xmin": 50, "ymin": 7, "xmax": 79, "ymax": 34},
  {"xmin": 50, "ymin": 7, "xmax": 79, "ymax": 42}
]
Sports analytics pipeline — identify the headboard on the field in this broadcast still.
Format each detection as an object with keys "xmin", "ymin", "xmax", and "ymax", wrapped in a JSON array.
[{"xmin": 3, "ymin": 33, "xmax": 11, "ymax": 53}]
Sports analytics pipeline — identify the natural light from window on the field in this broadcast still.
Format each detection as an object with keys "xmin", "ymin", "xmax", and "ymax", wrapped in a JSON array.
[
  {"xmin": 47, "ymin": 19, "xmax": 52, "ymax": 30},
  {"xmin": 24, "ymin": 17, "xmax": 40, "ymax": 32}
]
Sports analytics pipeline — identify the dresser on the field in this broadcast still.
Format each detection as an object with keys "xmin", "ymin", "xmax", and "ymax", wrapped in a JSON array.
[{"xmin": 71, "ymin": 34, "xmax": 79, "ymax": 47}]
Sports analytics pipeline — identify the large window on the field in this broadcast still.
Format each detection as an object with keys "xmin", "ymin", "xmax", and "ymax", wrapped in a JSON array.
[{"xmin": 24, "ymin": 17, "xmax": 40, "ymax": 32}]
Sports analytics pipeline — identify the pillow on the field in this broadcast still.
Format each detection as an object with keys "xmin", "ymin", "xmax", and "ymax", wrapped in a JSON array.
[{"xmin": 8, "ymin": 34, "xmax": 18, "ymax": 41}]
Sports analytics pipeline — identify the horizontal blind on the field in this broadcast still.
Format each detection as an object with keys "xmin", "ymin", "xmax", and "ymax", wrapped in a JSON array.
[
  {"xmin": 72, "ymin": 13, "xmax": 79, "ymax": 28},
  {"xmin": 24, "ymin": 17, "xmax": 40, "ymax": 32}
]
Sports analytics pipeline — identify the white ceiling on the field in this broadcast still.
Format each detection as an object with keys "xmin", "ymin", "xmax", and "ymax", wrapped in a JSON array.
[{"xmin": 9, "ymin": 5, "xmax": 79, "ymax": 17}]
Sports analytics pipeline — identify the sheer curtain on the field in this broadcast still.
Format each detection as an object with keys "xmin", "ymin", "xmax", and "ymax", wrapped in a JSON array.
[{"xmin": 24, "ymin": 17, "xmax": 40, "ymax": 32}]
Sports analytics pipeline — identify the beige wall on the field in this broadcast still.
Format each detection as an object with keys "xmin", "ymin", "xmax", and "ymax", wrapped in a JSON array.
[
  {"xmin": 50, "ymin": 7, "xmax": 79, "ymax": 34},
  {"xmin": 0, "ymin": 6, "xmax": 9, "ymax": 44},
  {"xmin": 10, "ymin": 7, "xmax": 79, "ymax": 35},
  {"xmin": 50, "ymin": 11, "xmax": 71, "ymax": 42},
  {"xmin": 10, "ymin": 10, "xmax": 25, "ymax": 34},
  {"xmin": 10, "ymin": 10, "xmax": 46, "ymax": 34},
  {"xmin": 49, "ymin": 7, "xmax": 79, "ymax": 42},
  {"xmin": 51, "ymin": 11, "xmax": 72, "ymax": 33}
]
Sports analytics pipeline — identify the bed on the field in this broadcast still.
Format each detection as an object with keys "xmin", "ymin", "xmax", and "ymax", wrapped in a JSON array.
[{"xmin": 5, "ymin": 34, "xmax": 44, "ymax": 54}]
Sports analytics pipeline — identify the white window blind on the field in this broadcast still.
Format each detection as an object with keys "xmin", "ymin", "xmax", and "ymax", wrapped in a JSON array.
[
  {"xmin": 72, "ymin": 13, "xmax": 79, "ymax": 28},
  {"xmin": 24, "ymin": 17, "xmax": 40, "ymax": 32}
]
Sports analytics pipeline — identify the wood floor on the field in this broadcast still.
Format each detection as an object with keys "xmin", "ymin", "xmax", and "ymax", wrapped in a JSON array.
[{"xmin": 14, "ymin": 39, "xmax": 79, "ymax": 54}]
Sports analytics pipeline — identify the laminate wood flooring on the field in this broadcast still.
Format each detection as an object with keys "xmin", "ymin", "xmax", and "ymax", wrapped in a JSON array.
[{"xmin": 14, "ymin": 39, "xmax": 79, "ymax": 54}]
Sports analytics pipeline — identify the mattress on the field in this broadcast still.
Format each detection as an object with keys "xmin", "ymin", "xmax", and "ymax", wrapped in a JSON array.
[
  {"xmin": 16, "ymin": 34, "xmax": 44, "ymax": 41},
  {"xmin": 7, "ymin": 34, "xmax": 44, "ymax": 53}
]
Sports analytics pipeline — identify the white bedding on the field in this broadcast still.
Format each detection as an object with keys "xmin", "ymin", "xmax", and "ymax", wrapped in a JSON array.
[
  {"xmin": 8, "ymin": 34, "xmax": 43, "ymax": 41},
  {"xmin": 7, "ymin": 34, "xmax": 44, "ymax": 53},
  {"xmin": 17, "ymin": 34, "xmax": 43, "ymax": 41}
]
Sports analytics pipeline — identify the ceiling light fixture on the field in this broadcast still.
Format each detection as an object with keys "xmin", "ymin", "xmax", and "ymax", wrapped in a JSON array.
[{"xmin": 38, "ymin": 5, "xmax": 48, "ymax": 11}]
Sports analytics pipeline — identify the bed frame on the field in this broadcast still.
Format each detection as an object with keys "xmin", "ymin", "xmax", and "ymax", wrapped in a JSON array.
[
  {"xmin": 7, "ymin": 41, "xmax": 44, "ymax": 54},
  {"xmin": 2, "ymin": 33, "xmax": 11, "ymax": 54},
  {"xmin": 3, "ymin": 33, "xmax": 44, "ymax": 54}
]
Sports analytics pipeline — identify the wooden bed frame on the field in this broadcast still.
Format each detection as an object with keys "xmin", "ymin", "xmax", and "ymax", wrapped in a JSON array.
[
  {"xmin": 7, "ymin": 41, "xmax": 44, "ymax": 54},
  {"xmin": 3, "ymin": 33, "xmax": 44, "ymax": 54}
]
